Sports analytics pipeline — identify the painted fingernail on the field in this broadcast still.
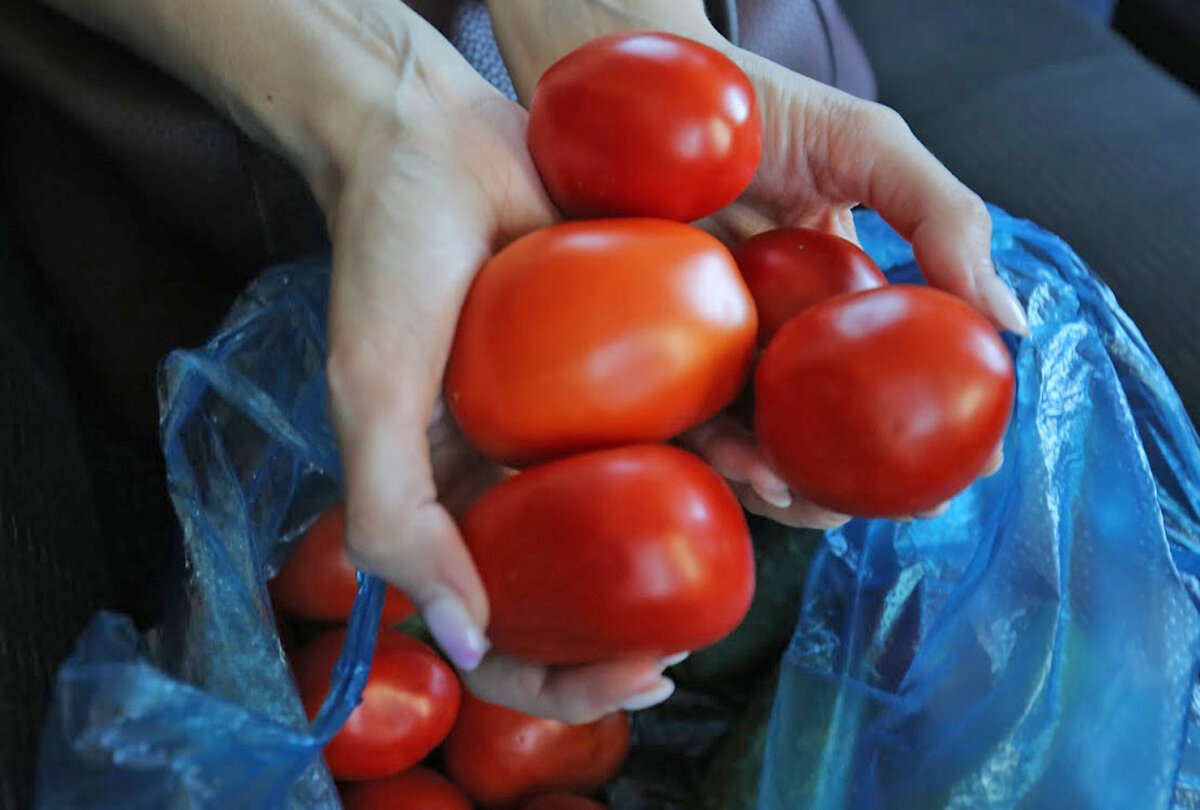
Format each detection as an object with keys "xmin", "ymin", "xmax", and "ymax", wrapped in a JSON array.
[
  {"xmin": 982, "ymin": 274, "xmax": 1030, "ymax": 336},
  {"xmin": 756, "ymin": 485, "xmax": 793, "ymax": 510},
  {"xmin": 618, "ymin": 677, "xmax": 676, "ymax": 712},
  {"xmin": 983, "ymin": 451, "xmax": 1005, "ymax": 475},
  {"xmin": 658, "ymin": 652, "xmax": 691, "ymax": 668},
  {"xmin": 917, "ymin": 501, "xmax": 951, "ymax": 519},
  {"xmin": 815, "ymin": 511, "xmax": 852, "ymax": 529},
  {"xmin": 425, "ymin": 591, "xmax": 490, "ymax": 672}
]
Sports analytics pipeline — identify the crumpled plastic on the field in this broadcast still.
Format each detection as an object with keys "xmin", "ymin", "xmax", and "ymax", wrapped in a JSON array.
[
  {"xmin": 34, "ymin": 256, "xmax": 380, "ymax": 810},
  {"xmin": 758, "ymin": 207, "xmax": 1200, "ymax": 810},
  {"xmin": 33, "ymin": 207, "xmax": 1200, "ymax": 810}
]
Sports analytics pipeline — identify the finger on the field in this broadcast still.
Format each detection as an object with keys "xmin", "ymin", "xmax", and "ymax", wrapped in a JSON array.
[
  {"xmin": 803, "ymin": 91, "xmax": 1029, "ymax": 335},
  {"xmin": 734, "ymin": 482, "xmax": 850, "ymax": 530},
  {"xmin": 462, "ymin": 652, "xmax": 674, "ymax": 725},
  {"xmin": 678, "ymin": 415, "xmax": 792, "ymax": 509},
  {"xmin": 982, "ymin": 446, "xmax": 1005, "ymax": 477},
  {"xmin": 327, "ymin": 151, "xmax": 496, "ymax": 672}
]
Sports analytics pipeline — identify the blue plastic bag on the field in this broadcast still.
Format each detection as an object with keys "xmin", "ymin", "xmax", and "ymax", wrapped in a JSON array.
[
  {"xmin": 34, "ymin": 256, "xmax": 386, "ymax": 810},
  {"xmin": 758, "ymin": 207, "xmax": 1200, "ymax": 809},
  {"xmin": 34, "ymin": 207, "xmax": 1200, "ymax": 810}
]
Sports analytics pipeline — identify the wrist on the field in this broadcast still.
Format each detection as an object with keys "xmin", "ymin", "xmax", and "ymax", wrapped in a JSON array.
[
  {"xmin": 42, "ymin": 0, "xmax": 462, "ymax": 206},
  {"xmin": 487, "ymin": 0, "xmax": 722, "ymax": 103}
]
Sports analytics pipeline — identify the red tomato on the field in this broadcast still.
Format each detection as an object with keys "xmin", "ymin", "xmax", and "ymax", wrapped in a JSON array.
[
  {"xmin": 755, "ymin": 285, "xmax": 1014, "ymax": 516},
  {"xmin": 293, "ymin": 628, "xmax": 460, "ymax": 780},
  {"xmin": 269, "ymin": 505, "xmax": 414, "ymax": 624},
  {"xmin": 446, "ymin": 220, "xmax": 757, "ymax": 466},
  {"xmin": 443, "ymin": 692, "xmax": 630, "ymax": 807},
  {"xmin": 731, "ymin": 227, "xmax": 887, "ymax": 344},
  {"xmin": 522, "ymin": 794, "xmax": 608, "ymax": 810},
  {"xmin": 339, "ymin": 767, "xmax": 472, "ymax": 810},
  {"xmin": 462, "ymin": 444, "xmax": 754, "ymax": 664},
  {"xmin": 528, "ymin": 31, "xmax": 761, "ymax": 222}
]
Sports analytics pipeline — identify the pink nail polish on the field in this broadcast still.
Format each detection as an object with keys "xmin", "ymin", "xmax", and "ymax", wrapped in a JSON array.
[
  {"xmin": 618, "ymin": 678, "xmax": 675, "ymax": 712},
  {"xmin": 425, "ymin": 592, "xmax": 489, "ymax": 671}
]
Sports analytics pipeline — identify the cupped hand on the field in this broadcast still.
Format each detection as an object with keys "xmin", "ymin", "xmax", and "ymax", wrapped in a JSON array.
[{"xmin": 322, "ymin": 30, "xmax": 671, "ymax": 723}]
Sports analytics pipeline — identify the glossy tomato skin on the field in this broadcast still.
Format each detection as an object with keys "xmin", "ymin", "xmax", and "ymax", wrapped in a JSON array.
[
  {"xmin": 269, "ymin": 504, "xmax": 414, "ymax": 624},
  {"xmin": 293, "ymin": 628, "xmax": 460, "ymax": 780},
  {"xmin": 446, "ymin": 220, "xmax": 757, "ymax": 466},
  {"xmin": 521, "ymin": 793, "xmax": 608, "ymax": 810},
  {"xmin": 731, "ymin": 227, "xmax": 887, "ymax": 345},
  {"xmin": 443, "ymin": 692, "xmax": 630, "ymax": 807},
  {"xmin": 463, "ymin": 444, "xmax": 754, "ymax": 664},
  {"xmin": 339, "ymin": 767, "xmax": 472, "ymax": 810},
  {"xmin": 755, "ymin": 285, "xmax": 1015, "ymax": 517},
  {"xmin": 528, "ymin": 31, "xmax": 760, "ymax": 222}
]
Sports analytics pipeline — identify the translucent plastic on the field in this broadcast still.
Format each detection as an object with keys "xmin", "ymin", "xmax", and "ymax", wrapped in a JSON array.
[
  {"xmin": 758, "ymin": 208, "xmax": 1200, "ymax": 810},
  {"xmin": 34, "ymin": 256, "xmax": 380, "ymax": 810}
]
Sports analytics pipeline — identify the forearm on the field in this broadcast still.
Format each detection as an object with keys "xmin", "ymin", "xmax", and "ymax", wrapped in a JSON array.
[
  {"xmin": 487, "ymin": 0, "xmax": 719, "ymax": 103},
  {"xmin": 40, "ymin": 0, "xmax": 458, "ymax": 201}
]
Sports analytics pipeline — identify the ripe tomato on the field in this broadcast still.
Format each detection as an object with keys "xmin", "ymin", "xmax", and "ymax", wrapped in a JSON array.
[
  {"xmin": 446, "ymin": 220, "xmax": 757, "ymax": 466},
  {"xmin": 522, "ymin": 794, "xmax": 608, "ymax": 810},
  {"xmin": 443, "ymin": 692, "xmax": 630, "ymax": 807},
  {"xmin": 528, "ymin": 31, "xmax": 760, "ymax": 222},
  {"xmin": 755, "ymin": 285, "xmax": 1014, "ymax": 516},
  {"xmin": 293, "ymin": 628, "xmax": 460, "ymax": 780},
  {"xmin": 731, "ymin": 227, "xmax": 887, "ymax": 344},
  {"xmin": 339, "ymin": 767, "xmax": 472, "ymax": 810},
  {"xmin": 269, "ymin": 504, "xmax": 414, "ymax": 624},
  {"xmin": 462, "ymin": 444, "xmax": 754, "ymax": 664}
]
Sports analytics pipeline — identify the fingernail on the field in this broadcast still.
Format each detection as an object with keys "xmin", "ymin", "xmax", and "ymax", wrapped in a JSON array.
[
  {"xmin": 816, "ymin": 511, "xmax": 852, "ymax": 529},
  {"xmin": 618, "ymin": 677, "xmax": 676, "ymax": 712},
  {"xmin": 756, "ymin": 486, "xmax": 793, "ymax": 510},
  {"xmin": 982, "ymin": 274, "xmax": 1030, "ymax": 336},
  {"xmin": 658, "ymin": 652, "xmax": 690, "ymax": 667},
  {"xmin": 918, "ymin": 501, "xmax": 951, "ymax": 519},
  {"xmin": 425, "ymin": 591, "xmax": 490, "ymax": 671},
  {"xmin": 983, "ymin": 451, "xmax": 1004, "ymax": 475},
  {"xmin": 753, "ymin": 471, "xmax": 793, "ymax": 510}
]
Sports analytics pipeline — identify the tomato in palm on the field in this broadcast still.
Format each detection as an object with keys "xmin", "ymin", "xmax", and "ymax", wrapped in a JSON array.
[
  {"xmin": 731, "ymin": 227, "xmax": 887, "ymax": 344},
  {"xmin": 293, "ymin": 628, "xmax": 460, "ymax": 780},
  {"xmin": 462, "ymin": 444, "xmax": 754, "ymax": 664},
  {"xmin": 339, "ymin": 767, "xmax": 472, "ymax": 810},
  {"xmin": 446, "ymin": 220, "xmax": 757, "ymax": 466},
  {"xmin": 269, "ymin": 504, "xmax": 414, "ymax": 624},
  {"xmin": 443, "ymin": 692, "xmax": 630, "ymax": 807},
  {"xmin": 755, "ymin": 285, "xmax": 1015, "ymax": 517},
  {"xmin": 528, "ymin": 31, "xmax": 760, "ymax": 222},
  {"xmin": 522, "ymin": 794, "xmax": 608, "ymax": 810}
]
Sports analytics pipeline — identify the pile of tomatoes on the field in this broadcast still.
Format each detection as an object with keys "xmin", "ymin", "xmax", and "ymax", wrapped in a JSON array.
[{"xmin": 271, "ymin": 29, "xmax": 1015, "ymax": 810}]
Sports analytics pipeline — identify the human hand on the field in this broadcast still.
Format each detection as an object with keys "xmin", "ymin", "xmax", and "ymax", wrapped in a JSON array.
[
  {"xmin": 489, "ymin": 0, "xmax": 1026, "ymax": 525},
  {"xmin": 51, "ymin": 0, "xmax": 677, "ymax": 723}
]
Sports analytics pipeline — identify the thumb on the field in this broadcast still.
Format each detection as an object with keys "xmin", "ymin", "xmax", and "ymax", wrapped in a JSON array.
[{"xmin": 324, "ymin": 157, "xmax": 494, "ymax": 672}]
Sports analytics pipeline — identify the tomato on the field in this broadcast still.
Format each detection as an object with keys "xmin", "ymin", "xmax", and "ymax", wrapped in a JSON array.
[
  {"xmin": 293, "ymin": 628, "xmax": 460, "ymax": 780},
  {"xmin": 443, "ymin": 692, "xmax": 630, "ymax": 807},
  {"xmin": 528, "ymin": 31, "xmax": 760, "ymax": 222},
  {"xmin": 446, "ymin": 220, "xmax": 757, "ymax": 466},
  {"xmin": 755, "ymin": 285, "xmax": 1014, "ymax": 516},
  {"xmin": 269, "ymin": 504, "xmax": 414, "ymax": 624},
  {"xmin": 522, "ymin": 794, "xmax": 608, "ymax": 810},
  {"xmin": 731, "ymin": 227, "xmax": 887, "ymax": 344},
  {"xmin": 463, "ymin": 444, "xmax": 754, "ymax": 664},
  {"xmin": 339, "ymin": 767, "xmax": 472, "ymax": 810}
]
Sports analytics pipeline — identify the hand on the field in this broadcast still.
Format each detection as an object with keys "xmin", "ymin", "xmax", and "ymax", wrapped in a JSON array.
[
  {"xmin": 321, "ymin": 24, "xmax": 675, "ymax": 723},
  {"xmin": 53, "ymin": 0, "xmax": 676, "ymax": 723},
  {"xmin": 490, "ymin": 0, "xmax": 1025, "ymax": 526}
]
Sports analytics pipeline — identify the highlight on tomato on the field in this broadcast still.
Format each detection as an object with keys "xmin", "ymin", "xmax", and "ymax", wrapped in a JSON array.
[
  {"xmin": 292, "ymin": 628, "xmax": 460, "ymax": 780},
  {"xmin": 528, "ymin": 31, "xmax": 760, "ymax": 222},
  {"xmin": 443, "ymin": 691, "xmax": 630, "ymax": 807},
  {"xmin": 755, "ymin": 285, "xmax": 1015, "ymax": 517},
  {"xmin": 462, "ymin": 444, "xmax": 755, "ymax": 664},
  {"xmin": 446, "ymin": 219, "xmax": 757, "ymax": 466}
]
